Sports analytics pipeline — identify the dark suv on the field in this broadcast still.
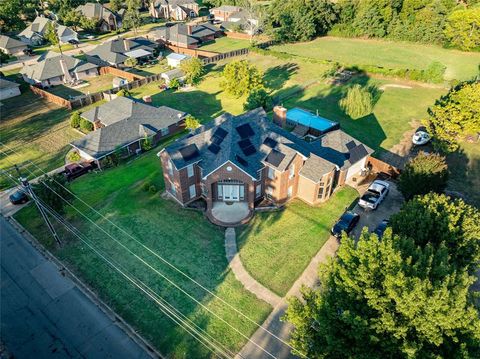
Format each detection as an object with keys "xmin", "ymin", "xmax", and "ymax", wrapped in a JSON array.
[
  {"xmin": 63, "ymin": 161, "xmax": 97, "ymax": 181},
  {"xmin": 331, "ymin": 211, "xmax": 360, "ymax": 239}
]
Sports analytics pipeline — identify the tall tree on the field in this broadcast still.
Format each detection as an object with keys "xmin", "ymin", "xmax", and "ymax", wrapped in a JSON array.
[
  {"xmin": 0, "ymin": 0, "xmax": 24, "ymax": 32},
  {"xmin": 397, "ymin": 151, "xmax": 449, "ymax": 200},
  {"xmin": 44, "ymin": 21, "xmax": 63, "ymax": 53},
  {"xmin": 426, "ymin": 81, "xmax": 480, "ymax": 152},
  {"xmin": 110, "ymin": 0, "xmax": 123, "ymax": 12},
  {"xmin": 220, "ymin": 60, "xmax": 263, "ymax": 97},
  {"xmin": 339, "ymin": 84, "xmax": 374, "ymax": 119},
  {"xmin": 444, "ymin": 8, "xmax": 480, "ymax": 51},
  {"xmin": 180, "ymin": 57, "xmax": 204, "ymax": 85},
  {"xmin": 390, "ymin": 193, "xmax": 480, "ymax": 272},
  {"xmin": 285, "ymin": 231, "xmax": 480, "ymax": 359},
  {"xmin": 123, "ymin": 0, "xmax": 141, "ymax": 34}
]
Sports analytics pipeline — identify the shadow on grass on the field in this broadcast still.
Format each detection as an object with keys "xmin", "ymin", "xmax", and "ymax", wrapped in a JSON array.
[
  {"xmin": 264, "ymin": 62, "xmax": 299, "ymax": 91},
  {"xmin": 446, "ymin": 146, "xmax": 480, "ymax": 207}
]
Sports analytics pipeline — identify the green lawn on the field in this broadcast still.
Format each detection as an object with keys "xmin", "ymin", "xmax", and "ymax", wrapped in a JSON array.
[
  {"xmin": 200, "ymin": 37, "xmax": 251, "ymax": 53},
  {"xmin": 47, "ymin": 74, "xmax": 116, "ymax": 99},
  {"xmin": 237, "ymin": 187, "xmax": 359, "ymax": 296},
  {"xmin": 14, "ymin": 149, "xmax": 272, "ymax": 358},
  {"xmin": 271, "ymin": 36, "xmax": 480, "ymax": 81}
]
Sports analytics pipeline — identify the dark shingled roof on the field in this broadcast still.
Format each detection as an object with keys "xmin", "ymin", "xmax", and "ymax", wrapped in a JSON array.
[
  {"xmin": 72, "ymin": 97, "xmax": 186, "ymax": 159},
  {"xmin": 86, "ymin": 37, "xmax": 157, "ymax": 65},
  {"xmin": 163, "ymin": 108, "xmax": 373, "ymax": 182}
]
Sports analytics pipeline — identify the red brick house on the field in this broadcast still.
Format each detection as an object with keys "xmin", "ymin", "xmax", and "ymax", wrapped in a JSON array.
[{"xmin": 159, "ymin": 108, "xmax": 373, "ymax": 226}]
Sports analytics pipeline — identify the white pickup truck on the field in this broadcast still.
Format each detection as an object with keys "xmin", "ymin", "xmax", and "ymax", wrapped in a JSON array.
[{"xmin": 358, "ymin": 180, "xmax": 390, "ymax": 210}]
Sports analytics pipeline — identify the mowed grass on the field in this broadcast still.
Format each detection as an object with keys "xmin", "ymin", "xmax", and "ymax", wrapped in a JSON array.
[
  {"xmin": 237, "ymin": 187, "xmax": 359, "ymax": 296},
  {"xmin": 14, "ymin": 150, "xmax": 272, "ymax": 358},
  {"xmin": 200, "ymin": 37, "xmax": 251, "ymax": 53},
  {"xmin": 48, "ymin": 74, "xmax": 116, "ymax": 99},
  {"xmin": 271, "ymin": 36, "xmax": 480, "ymax": 81},
  {"xmin": 0, "ymin": 88, "xmax": 81, "ymax": 189}
]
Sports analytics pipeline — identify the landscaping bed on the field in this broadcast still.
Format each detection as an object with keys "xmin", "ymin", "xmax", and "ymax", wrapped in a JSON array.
[
  {"xmin": 237, "ymin": 186, "xmax": 359, "ymax": 297},
  {"xmin": 13, "ymin": 149, "xmax": 272, "ymax": 358}
]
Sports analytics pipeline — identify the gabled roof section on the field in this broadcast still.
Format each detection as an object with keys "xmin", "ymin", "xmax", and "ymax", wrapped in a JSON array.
[
  {"xmin": 0, "ymin": 35, "xmax": 26, "ymax": 49},
  {"xmin": 86, "ymin": 37, "xmax": 157, "ymax": 65}
]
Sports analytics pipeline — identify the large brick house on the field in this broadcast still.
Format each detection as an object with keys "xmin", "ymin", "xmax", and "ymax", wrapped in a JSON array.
[
  {"xmin": 159, "ymin": 107, "xmax": 373, "ymax": 226},
  {"xmin": 150, "ymin": 0, "xmax": 199, "ymax": 21}
]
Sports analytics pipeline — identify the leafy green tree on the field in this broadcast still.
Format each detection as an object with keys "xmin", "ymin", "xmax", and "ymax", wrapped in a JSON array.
[
  {"xmin": 426, "ymin": 81, "xmax": 480, "ymax": 152},
  {"xmin": 34, "ymin": 173, "xmax": 73, "ymax": 214},
  {"xmin": 169, "ymin": 78, "xmax": 180, "ymax": 90},
  {"xmin": 80, "ymin": 15, "xmax": 97, "ymax": 32},
  {"xmin": 398, "ymin": 151, "xmax": 448, "ymax": 200},
  {"xmin": 244, "ymin": 88, "xmax": 271, "ymax": 111},
  {"xmin": 444, "ymin": 8, "xmax": 480, "ymax": 51},
  {"xmin": 122, "ymin": 0, "xmax": 141, "ymax": 34},
  {"xmin": 180, "ymin": 57, "xmax": 204, "ymax": 85},
  {"xmin": 116, "ymin": 88, "xmax": 130, "ymax": 97},
  {"xmin": 141, "ymin": 136, "xmax": 152, "ymax": 151},
  {"xmin": 44, "ymin": 21, "xmax": 63, "ymax": 53},
  {"xmin": 221, "ymin": 60, "xmax": 263, "ymax": 97},
  {"xmin": 0, "ymin": 50, "xmax": 10, "ymax": 65},
  {"xmin": 0, "ymin": 0, "xmax": 24, "ymax": 32},
  {"xmin": 339, "ymin": 84, "xmax": 374, "ymax": 119},
  {"xmin": 110, "ymin": 0, "xmax": 123, "ymax": 12},
  {"xmin": 390, "ymin": 193, "xmax": 480, "ymax": 272},
  {"xmin": 61, "ymin": 8, "xmax": 82, "ymax": 31},
  {"xmin": 184, "ymin": 115, "xmax": 201, "ymax": 131},
  {"xmin": 124, "ymin": 56, "xmax": 138, "ymax": 68},
  {"xmin": 80, "ymin": 118, "xmax": 93, "ymax": 132},
  {"xmin": 285, "ymin": 231, "xmax": 480, "ymax": 359},
  {"xmin": 70, "ymin": 111, "xmax": 81, "ymax": 128}
]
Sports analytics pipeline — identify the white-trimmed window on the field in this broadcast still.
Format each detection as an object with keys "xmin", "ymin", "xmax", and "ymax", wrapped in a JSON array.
[
  {"xmin": 255, "ymin": 184, "xmax": 262, "ymax": 198},
  {"xmin": 239, "ymin": 185, "xmax": 245, "ymax": 200},
  {"xmin": 189, "ymin": 184, "xmax": 196, "ymax": 199},
  {"xmin": 187, "ymin": 164, "xmax": 194, "ymax": 178},
  {"xmin": 218, "ymin": 184, "xmax": 223, "ymax": 199},
  {"xmin": 167, "ymin": 160, "xmax": 174, "ymax": 177},
  {"xmin": 289, "ymin": 164, "xmax": 295, "ymax": 179},
  {"xmin": 268, "ymin": 167, "xmax": 275, "ymax": 180}
]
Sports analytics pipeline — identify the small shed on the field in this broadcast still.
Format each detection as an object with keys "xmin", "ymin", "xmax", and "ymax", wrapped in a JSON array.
[
  {"xmin": 166, "ymin": 53, "xmax": 190, "ymax": 68},
  {"xmin": 112, "ymin": 77, "xmax": 128, "ymax": 88},
  {"xmin": 161, "ymin": 68, "xmax": 186, "ymax": 85}
]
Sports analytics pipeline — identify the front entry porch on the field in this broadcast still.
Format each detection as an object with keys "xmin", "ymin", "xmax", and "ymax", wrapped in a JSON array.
[{"xmin": 211, "ymin": 201, "xmax": 251, "ymax": 226}]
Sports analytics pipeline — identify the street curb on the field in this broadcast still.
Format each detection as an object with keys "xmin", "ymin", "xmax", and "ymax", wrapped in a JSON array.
[{"xmin": 3, "ymin": 215, "xmax": 165, "ymax": 359}]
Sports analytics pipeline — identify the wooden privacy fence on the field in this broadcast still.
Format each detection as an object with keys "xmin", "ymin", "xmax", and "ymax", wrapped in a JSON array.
[
  {"xmin": 99, "ymin": 66, "xmax": 145, "ymax": 81},
  {"xmin": 165, "ymin": 44, "xmax": 219, "ymax": 58},
  {"xmin": 30, "ymin": 86, "xmax": 73, "ymax": 110},
  {"xmin": 367, "ymin": 156, "xmax": 401, "ymax": 178}
]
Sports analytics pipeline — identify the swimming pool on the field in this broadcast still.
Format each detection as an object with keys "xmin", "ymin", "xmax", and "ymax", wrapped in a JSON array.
[{"xmin": 286, "ymin": 108, "xmax": 339, "ymax": 134}]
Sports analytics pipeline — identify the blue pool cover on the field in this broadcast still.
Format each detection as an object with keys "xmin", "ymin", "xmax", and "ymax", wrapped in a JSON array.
[{"xmin": 286, "ymin": 108, "xmax": 339, "ymax": 133}]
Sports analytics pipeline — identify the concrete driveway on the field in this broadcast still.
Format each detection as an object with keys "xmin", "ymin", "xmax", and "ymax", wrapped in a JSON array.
[{"xmin": 351, "ymin": 180, "xmax": 404, "ymax": 239}]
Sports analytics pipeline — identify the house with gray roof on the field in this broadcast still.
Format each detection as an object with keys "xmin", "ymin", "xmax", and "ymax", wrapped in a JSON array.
[
  {"xmin": 159, "ymin": 107, "xmax": 373, "ymax": 225},
  {"xmin": 85, "ymin": 37, "xmax": 158, "ymax": 67},
  {"xmin": 20, "ymin": 51, "xmax": 99, "ymax": 88},
  {"xmin": 71, "ymin": 97, "xmax": 187, "ymax": 164},
  {"xmin": 0, "ymin": 79, "xmax": 21, "ymax": 100},
  {"xmin": 18, "ymin": 16, "xmax": 78, "ymax": 46},
  {"xmin": 76, "ymin": 2, "xmax": 122, "ymax": 32},
  {"xmin": 0, "ymin": 35, "xmax": 27, "ymax": 56},
  {"xmin": 150, "ymin": 0, "xmax": 199, "ymax": 21},
  {"xmin": 149, "ymin": 22, "xmax": 221, "ymax": 49}
]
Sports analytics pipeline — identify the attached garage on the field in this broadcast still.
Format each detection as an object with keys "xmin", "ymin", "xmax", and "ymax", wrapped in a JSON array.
[{"xmin": 346, "ymin": 156, "xmax": 368, "ymax": 180}]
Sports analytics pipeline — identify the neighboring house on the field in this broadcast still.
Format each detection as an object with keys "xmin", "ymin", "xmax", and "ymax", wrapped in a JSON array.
[
  {"xmin": 0, "ymin": 35, "xmax": 27, "ymax": 56},
  {"xmin": 210, "ymin": 5, "xmax": 242, "ymax": 22},
  {"xmin": 166, "ymin": 53, "xmax": 190, "ymax": 68},
  {"xmin": 85, "ymin": 37, "xmax": 158, "ymax": 67},
  {"xmin": 161, "ymin": 68, "xmax": 186, "ymax": 84},
  {"xmin": 18, "ymin": 16, "xmax": 78, "ymax": 45},
  {"xmin": 76, "ymin": 2, "xmax": 122, "ymax": 32},
  {"xmin": 159, "ymin": 107, "xmax": 373, "ymax": 226},
  {"xmin": 149, "ymin": 22, "xmax": 221, "ymax": 49},
  {"xmin": 150, "ymin": 0, "xmax": 199, "ymax": 21},
  {"xmin": 20, "ymin": 51, "xmax": 99, "ymax": 88},
  {"xmin": 0, "ymin": 79, "xmax": 21, "ymax": 100},
  {"xmin": 70, "ymin": 96, "xmax": 187, "ymax": 165},
  {"xmin": 220, "ymin": 8, "xmax": 259, "ymax": 35}
]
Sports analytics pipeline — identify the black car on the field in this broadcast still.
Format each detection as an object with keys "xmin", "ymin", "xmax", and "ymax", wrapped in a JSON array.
[
  {"xmin": 68, "ymin": 39, "xmax": 80, "ymax": 45},
  {"xmin": 9, "ymin": 190, "xmax": 29, "ymax": 205},
  {"xmin": 331, "ymin": 211, "xmax": 360, "ymax": 239},
  {"xmin": 373, "ymin": 219, "xmax": 390, "ymax": 238}
]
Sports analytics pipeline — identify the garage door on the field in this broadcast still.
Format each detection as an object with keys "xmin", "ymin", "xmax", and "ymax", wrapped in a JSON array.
[{"xmin": 346, "ymin": 156, "xmax": 367, "ymax": 180}]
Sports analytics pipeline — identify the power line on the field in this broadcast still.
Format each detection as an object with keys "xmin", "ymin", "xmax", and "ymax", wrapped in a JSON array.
[
  {"xmin": 0, "ymin": 151, "xmax": 277, "ymax": 359},
  {"xmin": 2, "ymin": 173, "xmax": 236, "ymax": 359},
  {"xmin": 0, "ymin": 143, "xmax": 303, "ymax": 358}
]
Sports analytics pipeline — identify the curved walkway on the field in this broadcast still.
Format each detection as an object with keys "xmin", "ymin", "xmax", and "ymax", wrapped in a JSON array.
[{"xmin": 225, "ymin": 228, "xmax": 282, "ymax": 307}]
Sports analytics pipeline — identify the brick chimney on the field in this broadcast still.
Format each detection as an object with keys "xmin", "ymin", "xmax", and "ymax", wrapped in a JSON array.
[
  {"xmin": 59, "ymin": 57, "xmax": 73, "ymax": 84},
  {"xmin": 273, "ymin": 105, "xmax": 287, "ymax": 128},
  {"xmin": 123, "ymin": 38, "xmax": 130, "ymax": 52}
]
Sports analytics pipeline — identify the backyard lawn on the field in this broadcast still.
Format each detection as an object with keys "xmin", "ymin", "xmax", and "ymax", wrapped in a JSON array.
[
  {"xmin": 200, "ymin": 37, "xmax": 251, "ymax": 53},
  {"xmin": 271, "ymin": 36, "xmax": 480, "ymax": 81},
  {"xmin": 47, "ymin": 74, "xmax": 116, "ymax": 99},
  {"xmin": 14, "ymin": 149, "xmax": 272, "ymax": 358},
  {"xmin": 237, "ymin": 186, "xmax": 359, "ymax": 297},
  {"xmin": 0, "ymin": 87, "xmax": 81, "ymax": 189}
]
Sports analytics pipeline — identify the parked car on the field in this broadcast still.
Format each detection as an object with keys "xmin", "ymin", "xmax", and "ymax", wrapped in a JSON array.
[
  {"xmin": 68, "ymin": 39, "xmax": 80, "ymax": 45},
  {"xmin": 62, "ymin": 161, "xmax": 97, "ymax": 181},
  {"xmin": 373, "ymin": 219, "xmax": 390, "ymax": 238},
  {"xmin": 412, "ymin": 126, "xmax": 431, "ymax": 145},
  {"xmin": 9, "ymin": 190, "xmax": 29, "ymax": 205},
  {"xmin": 358, "ymin": 180, "xmax": 390, "ymax": 210},
  {"xmin": 331, "ymin": 211, "xmax": 360, "ymax": 239},
  {"xmin": 23, "ymin": 48, "xmax": 34, "ymax": 56}
]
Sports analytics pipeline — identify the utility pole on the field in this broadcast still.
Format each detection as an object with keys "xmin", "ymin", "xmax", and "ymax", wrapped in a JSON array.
[{"xmin": 14, "ymin": 165, "xmax": 62, "ymax": 246}]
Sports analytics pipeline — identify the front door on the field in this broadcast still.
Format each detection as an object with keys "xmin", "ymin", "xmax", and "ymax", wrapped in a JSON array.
[{"xmin": 223, "ymin": 185, "xmax": 240, "ymax": 201}]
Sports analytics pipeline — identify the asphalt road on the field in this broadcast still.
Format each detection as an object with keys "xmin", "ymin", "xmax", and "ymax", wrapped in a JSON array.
[{"xmin": 0, "ymin": 216, "xmax": 154, "ymax": 359}]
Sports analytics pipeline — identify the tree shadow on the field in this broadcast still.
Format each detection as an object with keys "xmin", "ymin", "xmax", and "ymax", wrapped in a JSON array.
[
  {"xmin": 446, "ymin": 146, "xmax": 480, "ymax": 207},
  {"xmin": 263, "ymin": 62, "xmax": 299, "ymax": 91}
]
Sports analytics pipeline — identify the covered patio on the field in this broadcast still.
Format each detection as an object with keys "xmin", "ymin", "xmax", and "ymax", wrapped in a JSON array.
[{"xmin": 211, "ymin": 201, "xmax": 251, "ymax": 226}]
